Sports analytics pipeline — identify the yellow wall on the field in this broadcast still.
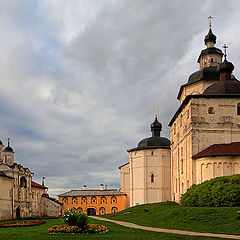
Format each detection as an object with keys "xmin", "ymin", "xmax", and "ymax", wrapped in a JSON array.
[{"xmin": 58, "ymin": 195, "xmax": 126, "ymax": 215}]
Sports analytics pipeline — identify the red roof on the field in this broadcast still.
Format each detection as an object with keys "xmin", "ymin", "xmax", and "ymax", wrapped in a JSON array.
[
  {"xmin": 192, "ymin": 142, "xmax": 240, "ymax": 159},
  {"xmin": 119, "ymin": 162, "xmax": 129, "ymax": 169},
  {"xmin": 31, "ymin": 181, "xmax": 48, "ymax": 189}
]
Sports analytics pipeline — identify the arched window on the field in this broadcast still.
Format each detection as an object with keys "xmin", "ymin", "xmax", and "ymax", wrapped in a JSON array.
[
  {"xmin": 77, "ymin": 207, "xmax": 82, "ymax": 213},
  {"xmin": 111, "ymin": 207, "xmax": 118, "ymax": 213},
  {"xmin": 151, "ymin": 151, "xmax": 154, "ymax": 155},
  {"xmin": 180, "ymin": 114, "xmax": 183, "ymax": 126},
  {"xmin": 181, "ymin": 182, "xmax": 184, "ymax": 194},
  {"xmin": 91, "ymin": 197, "xmax": 97, "ymax": 204},
  {"xmin": 63, "ymin": 197, "xmax": 68, "ymax": 204},
  {"xmin": 20, "ymin": 177, "xmax": 27, "ymax": 188},
  {"xmin": 72, "ymin": 197, "xmax": 78, "ymax": 204},
  {"xmin": 174, "ymin": 123, "xmax": 176, "ymax": 134},
  {"xmin": 111, "ymin": 196, "xmax": 117, "ymax": 204},
  {"xmin": 208, "ymin": 107, "xmax": 215, "ymax": 114},
  {"xmin": 151, "ymin": 174, "xmax": 154, "ymax": 183},
  {"xmin": 99, "ymin": 207, "xmax": 106, "ymax": 215},
  {"xmin": 81, "ymin": 197, "xmax": 87, "ymax": 204},
  {"xmin": 181, "ymin": 159, "xmax": 183, "ymax": 174},
  {"xmin": 237, "ymin": 103, "xmax": 240, "ymax": 115},
  {"xmin": 101, "ymin": 197, "xmax": 107, "ymax": 204}
]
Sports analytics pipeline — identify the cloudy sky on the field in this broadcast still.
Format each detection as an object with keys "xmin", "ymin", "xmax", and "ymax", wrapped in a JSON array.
[{"xmin": 1, "ymin": 0, "xmax": 240, "ymax": 197}]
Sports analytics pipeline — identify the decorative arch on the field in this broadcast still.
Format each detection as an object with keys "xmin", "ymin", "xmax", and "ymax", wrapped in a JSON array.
[
  {"xmin": 101, "ymin": 197, "xmax": 107, "ymax": 204},
  {"xmin": 81, "ymin": 197, "xmax": 87, "ymax": 204},
  {"xmin": 63, "ymin": 197, "xmax": 68, "ymax": 204},
  {"xmin": 99, "ymin": 207, "xmax": 106, "ymax": 215},
  {"xmin": 72, "ymin": 197, "xmax": 78, "ymax": 204},
  {"xmin": 111, "ymin": 207, "xmax": 118, "ymax": 213},
  {"xmin": 111, "ymin": 196, "xmax": 117, "ymax": 204},
  {"xmin": 91, "ymin": 197, "xmax": 97, "ymax": 204},
  {"xmin": 77, "ymin": 207, "xmax": 82, "ymax": 213}
]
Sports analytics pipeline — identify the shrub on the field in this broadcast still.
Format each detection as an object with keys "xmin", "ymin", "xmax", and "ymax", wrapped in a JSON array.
[
  {"xmin": 63, "ymin": 210, "xmax": 89, "ymax": 228},
  {"xmin": 181, "ymin": 174, "xmax": 240, "ymax": 207}
]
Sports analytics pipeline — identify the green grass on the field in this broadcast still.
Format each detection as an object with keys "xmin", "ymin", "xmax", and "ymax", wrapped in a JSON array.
[
  {"xmin": 101, "ymin": 201, "xmax": 240, "ymax": 235},
  {"xmin": 0, "ymin": 218, "xmax": 227, "ymax": 240}
]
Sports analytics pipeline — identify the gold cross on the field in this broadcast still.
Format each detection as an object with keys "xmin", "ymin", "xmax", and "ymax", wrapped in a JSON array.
[
  {"xmin": 154, "ymin": 106, "xmax": 159, "ymax": 117},
  {"xmin": 208, "ymin": 16, "xmax": 213, "ymax": 29}
]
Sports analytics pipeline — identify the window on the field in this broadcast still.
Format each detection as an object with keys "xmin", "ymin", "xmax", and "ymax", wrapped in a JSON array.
[
  {"xmin": 72, "ymin": 197, "xmax": 78, "ymax": 204},
  {"xmin": 151, "ymin": 174, "xmax": 154, "ymax": 183},
  {"xmin": 111, "ymin": 197, "xmax": 117, "ymax": 204},
  {"xmin": 151, "ymin": 151, "xmax": 154, "ymax": 155},
  {"xmin": 77, "ymin": 207, "xmax": 82, "ymax": 213},
  {"xmin": 180, "ymin": 114, "xmax": 183, "ymax": 127},
  {"xmin": 101, "ymin": 197, "xmax": 107, "ymax": 204},
  {"xmin": 91, "ymin": 197, "xmax": 97, "ymax": 204},
  {"xmin": 187, "ymin": 110, "xmax": 189, "ymax": 119},
  {"xmin": 237, "ymin": 103, "xmax": 240, "ymax": 115},
  {"xmin": 99, "ymin": 207, "xmax": 106, "ymax": 215},
  {"xmin": 174, "ymin": 123, "xmax": 176, "ymax": 135},
  {"xmin": 111, "ymin": 207, "xmax": 118, "ymax": 213},
  {"xmin": 20, "ymin": 177, "xmax": 27, "ymax": 188},
  {"xmin": 210, "ymin": 58, "xmax": 213, "ymax": 63},
  {"xmin": 208, "ymin": 107, "xmax": 215, "ymax": 114},
  {"xmin": 63, "ymin": 197, "xmax": 68, "ymax": 204},
  {"xmin": 181, "ymin": 159, "xmax": 183, "ymax": 174},
  {"xmin": 82, "ymin": 197, "xmax": 87, "ymax": 204}
]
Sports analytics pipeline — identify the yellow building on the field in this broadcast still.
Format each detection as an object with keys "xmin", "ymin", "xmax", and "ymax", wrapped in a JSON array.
[{"xmin": 58, "ymin": 184, "xmax": 127, "ymax": 215}]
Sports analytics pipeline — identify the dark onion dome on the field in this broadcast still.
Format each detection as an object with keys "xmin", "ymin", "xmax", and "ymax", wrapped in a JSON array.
[
  {"xmin": 204, "ymin": 28, "xmax": 217, "ymax": 44},
  {"xmin": 218, "ymin": 59, "xmax": 234, "ymax": 73},
  {"xmin": 197, "ymin": 47, "xmax": 223, "ymax": 63},
  {"xmin": 4, "ymin": 145, "xmax": 14, "ymax": 152},
  {"xmin": 128, "ymin": 116, "xmax": 170, "ymax": 152},
  {"xmin": 187, "ymin": 66, "xmax": 219, "ymax": 84},
  {"xmin": 203, "ymin": 60, "xmax": 240, "ymax": 95}
]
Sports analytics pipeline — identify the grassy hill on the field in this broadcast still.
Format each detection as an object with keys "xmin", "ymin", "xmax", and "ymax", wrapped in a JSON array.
[{"xmin": 102, "ymin": 201, "xmax": 240, "ymax": 235}]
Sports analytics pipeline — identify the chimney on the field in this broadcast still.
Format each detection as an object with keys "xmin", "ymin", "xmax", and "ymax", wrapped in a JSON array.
[
  {"xmin": 100, "ymin": 184, "xmax": 104, "ymax": 190},
  {"xmin": 82, "ymin": 185, "xmax": 87, "ymax": 190}
]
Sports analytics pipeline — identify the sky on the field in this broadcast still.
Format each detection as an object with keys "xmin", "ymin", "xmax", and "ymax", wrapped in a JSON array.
[{"xmin": 1, "ymin": 0, "xmax": 240, "ymax": 197}]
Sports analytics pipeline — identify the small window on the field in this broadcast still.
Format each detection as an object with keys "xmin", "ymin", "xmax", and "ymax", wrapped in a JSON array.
[
  {"xmin": 63, "ymin": 197, "xmax": 68, "ymax": 204},
  {"xmin": 174, "ymin": 123, "xmax": 176, "ymax": 134},
  {"xmin": 208, "ymin": 107, "xmax": 215, "ymax": 114},
  {"xmin": 111, "ymin": 207, "xmax": 118, "ymax": 213},
  {"xmin": 181, "ymin": 159, "xmax": 183, "ymax": 174},
  {"xmin": 151, "ymin": 174, "xmax": 154, "ymax": 183},
  {"xmin": 20, "ymin": 177, "xmax": 27, "ymax": 188},
  {"xmin": 82, "ymin": 197, "xmax": 87, "ymax": 204},
  {"xmin": 99, "ymin": 207, "xmax": 106, "ymax": 215},
  {"xmin": 237, "ymin": 103, "xmax": 240, "ymax": 115},
  {"xmin": 187, "ymin": 110, "xmax": 189, "ymax": 119},
  {"xmin": 101, "ymin": 197, "xmax": 107, "ymax": 204},
  {"xmin": 151, "ymin": 151, "xmax": 154, "ymax": 155},
  {"xmin": 111, "ymin": 197, "xmax": 117, "ymax": 204},
  {"xmin": 91, "ymin": 197, "xmax": 97, "ymax": 204},
  {"xmin": 180, "ymin": 114, "xmax": 183, "ymax": 126},
  {"xmin": 72, "ymin": 197, "xmax": 78, "ymax": 204},
  {"xmin": 210, "ymin": 58, "xmax": 213, "ymax": 63}
]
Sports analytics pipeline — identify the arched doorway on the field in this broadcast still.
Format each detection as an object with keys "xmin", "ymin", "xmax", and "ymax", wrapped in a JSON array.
[
  {"xmin": 16, "ymin": 207, "xmax": 21, "ymax": 219},
  {"xmin": 87, "ymin": 208, "xmax": 96, "ymax": 216}
]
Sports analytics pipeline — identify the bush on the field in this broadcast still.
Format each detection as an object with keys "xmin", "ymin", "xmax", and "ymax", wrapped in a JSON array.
[
  {"xmin": 181, "ymin": 174, "xmax": 240, "ymax": 207},
  {"xmin": 63, "ymin": 210, "xmax": 89, "ymax": 228}
]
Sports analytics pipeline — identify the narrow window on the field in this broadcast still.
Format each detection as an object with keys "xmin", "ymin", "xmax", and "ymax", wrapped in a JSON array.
[
  {"xmin": 237, "ymin": 103, "xmax": 240, "ymax": 115},
  {"xmin": 174, "ymin": 123, "xmax": 176, "ymax": 134},
  {"xmin": 210, "ymin": 58, "xmax": 213, "ymax": 63},
  {"xmin": 151, "ymin": 151, "xmax": 154, "ymax": 155},
  {"xmin": 181, "ymin": 159, "xmax": 183, "ymax": 174},
  {"xmin": 180, "ymin": 114, "xmax": 183, "ymax": 127},
  {"xmin": 151, "ymin": 174, "xmax": 154, "ymax": 183},
  {"xmin": 187, "ymin": 110, "xmax": 189, "ymax": 119}
]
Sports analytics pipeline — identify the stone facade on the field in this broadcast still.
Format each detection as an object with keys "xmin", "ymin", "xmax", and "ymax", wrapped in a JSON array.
[{"xmin": 0, "ymin": 139, "xmax": 62, "ymax": 220}]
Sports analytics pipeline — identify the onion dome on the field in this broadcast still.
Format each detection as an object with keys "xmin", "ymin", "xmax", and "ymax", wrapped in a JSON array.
[
  {"xmin": 204, "ymin": 28, "xmax": 216, "ymax": 44},
  {"xmin": 128, "ymin": 116, "xmax": 170, "ymax": 152},
  {"xmin": 3, "ymin": 138, "xmax": 14, "ymax": 152},
  {"xmin": 203, "ymin": 59, "xmax": 240, "ymax": 95}
]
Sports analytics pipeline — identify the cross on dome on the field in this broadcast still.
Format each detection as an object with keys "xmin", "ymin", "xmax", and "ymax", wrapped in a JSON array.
[
  {"xmin": 208, "ymin": 16, "xmax": 213, "ymax": 29},
  {"xmin": 222, "ymin": 44, "xmax": 228, "ymax": 60}
]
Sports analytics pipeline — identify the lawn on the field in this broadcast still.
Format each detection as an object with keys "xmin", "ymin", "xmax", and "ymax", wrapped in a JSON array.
[
  {"xmin": 0, "ymin": 218, "xmax": 228, "ymax": 240},
  {"xmin": 101, "ymin": 201, "xmax": 240, "ymax": 235}
]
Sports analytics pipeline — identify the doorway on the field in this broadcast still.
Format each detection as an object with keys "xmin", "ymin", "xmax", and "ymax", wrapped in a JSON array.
[
  {"xmin": 16, "ymin": 207, "xmax": 21, "ymax": 219},
  {"xmin": 87, "ymin": 208, "xmax": 96, "ymax": 216}
]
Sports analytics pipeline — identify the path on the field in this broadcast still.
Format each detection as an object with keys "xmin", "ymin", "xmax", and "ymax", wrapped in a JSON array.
[{"xmin": 90, "ymin": 216, "xmax": 240, "ymax": 240}]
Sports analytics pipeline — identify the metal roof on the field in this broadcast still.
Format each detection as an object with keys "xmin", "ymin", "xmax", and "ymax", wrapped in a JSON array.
[{"xmin": 58, "ymin": 189, "xmax": 126, "ymax": 197}]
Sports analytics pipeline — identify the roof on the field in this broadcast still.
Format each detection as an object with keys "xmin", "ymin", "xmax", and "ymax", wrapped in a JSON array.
[
  {"xmin": 177, "ymin": 66, "xmax": 220, "ymax": 100},
  {"xmin": 192, "ymin": 142, "xmax": 240, "ymax": 159},
  {"xmin": 31, "ymin": 181, "xmax": 48, "ymax": 189},
  {"xmin": 169, "ymin": 94, "xmax": 240, "ymax": 126},
  {"xmin": 0, "ymin": 171, "xmax": 14, "ymax": 179},
  {"xmin": 58, "ymin": 189, "xmax": 127, "ymax": 197},
  {"xmin": 119, "ymin": 162, "xmax": 129, "ymax": 169}
]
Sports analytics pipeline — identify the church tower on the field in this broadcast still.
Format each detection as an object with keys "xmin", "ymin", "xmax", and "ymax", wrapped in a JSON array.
[
  {"xmin": 2, "ymin": 138, "xmax": 15, "ymax": 166},
  {"xmin": 170, "ymin": 19, "xmax": 240, "ymax": 202},
  {"xmin": 120, "ymin": 113, "xmax": 171, "ymax": 207}
]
